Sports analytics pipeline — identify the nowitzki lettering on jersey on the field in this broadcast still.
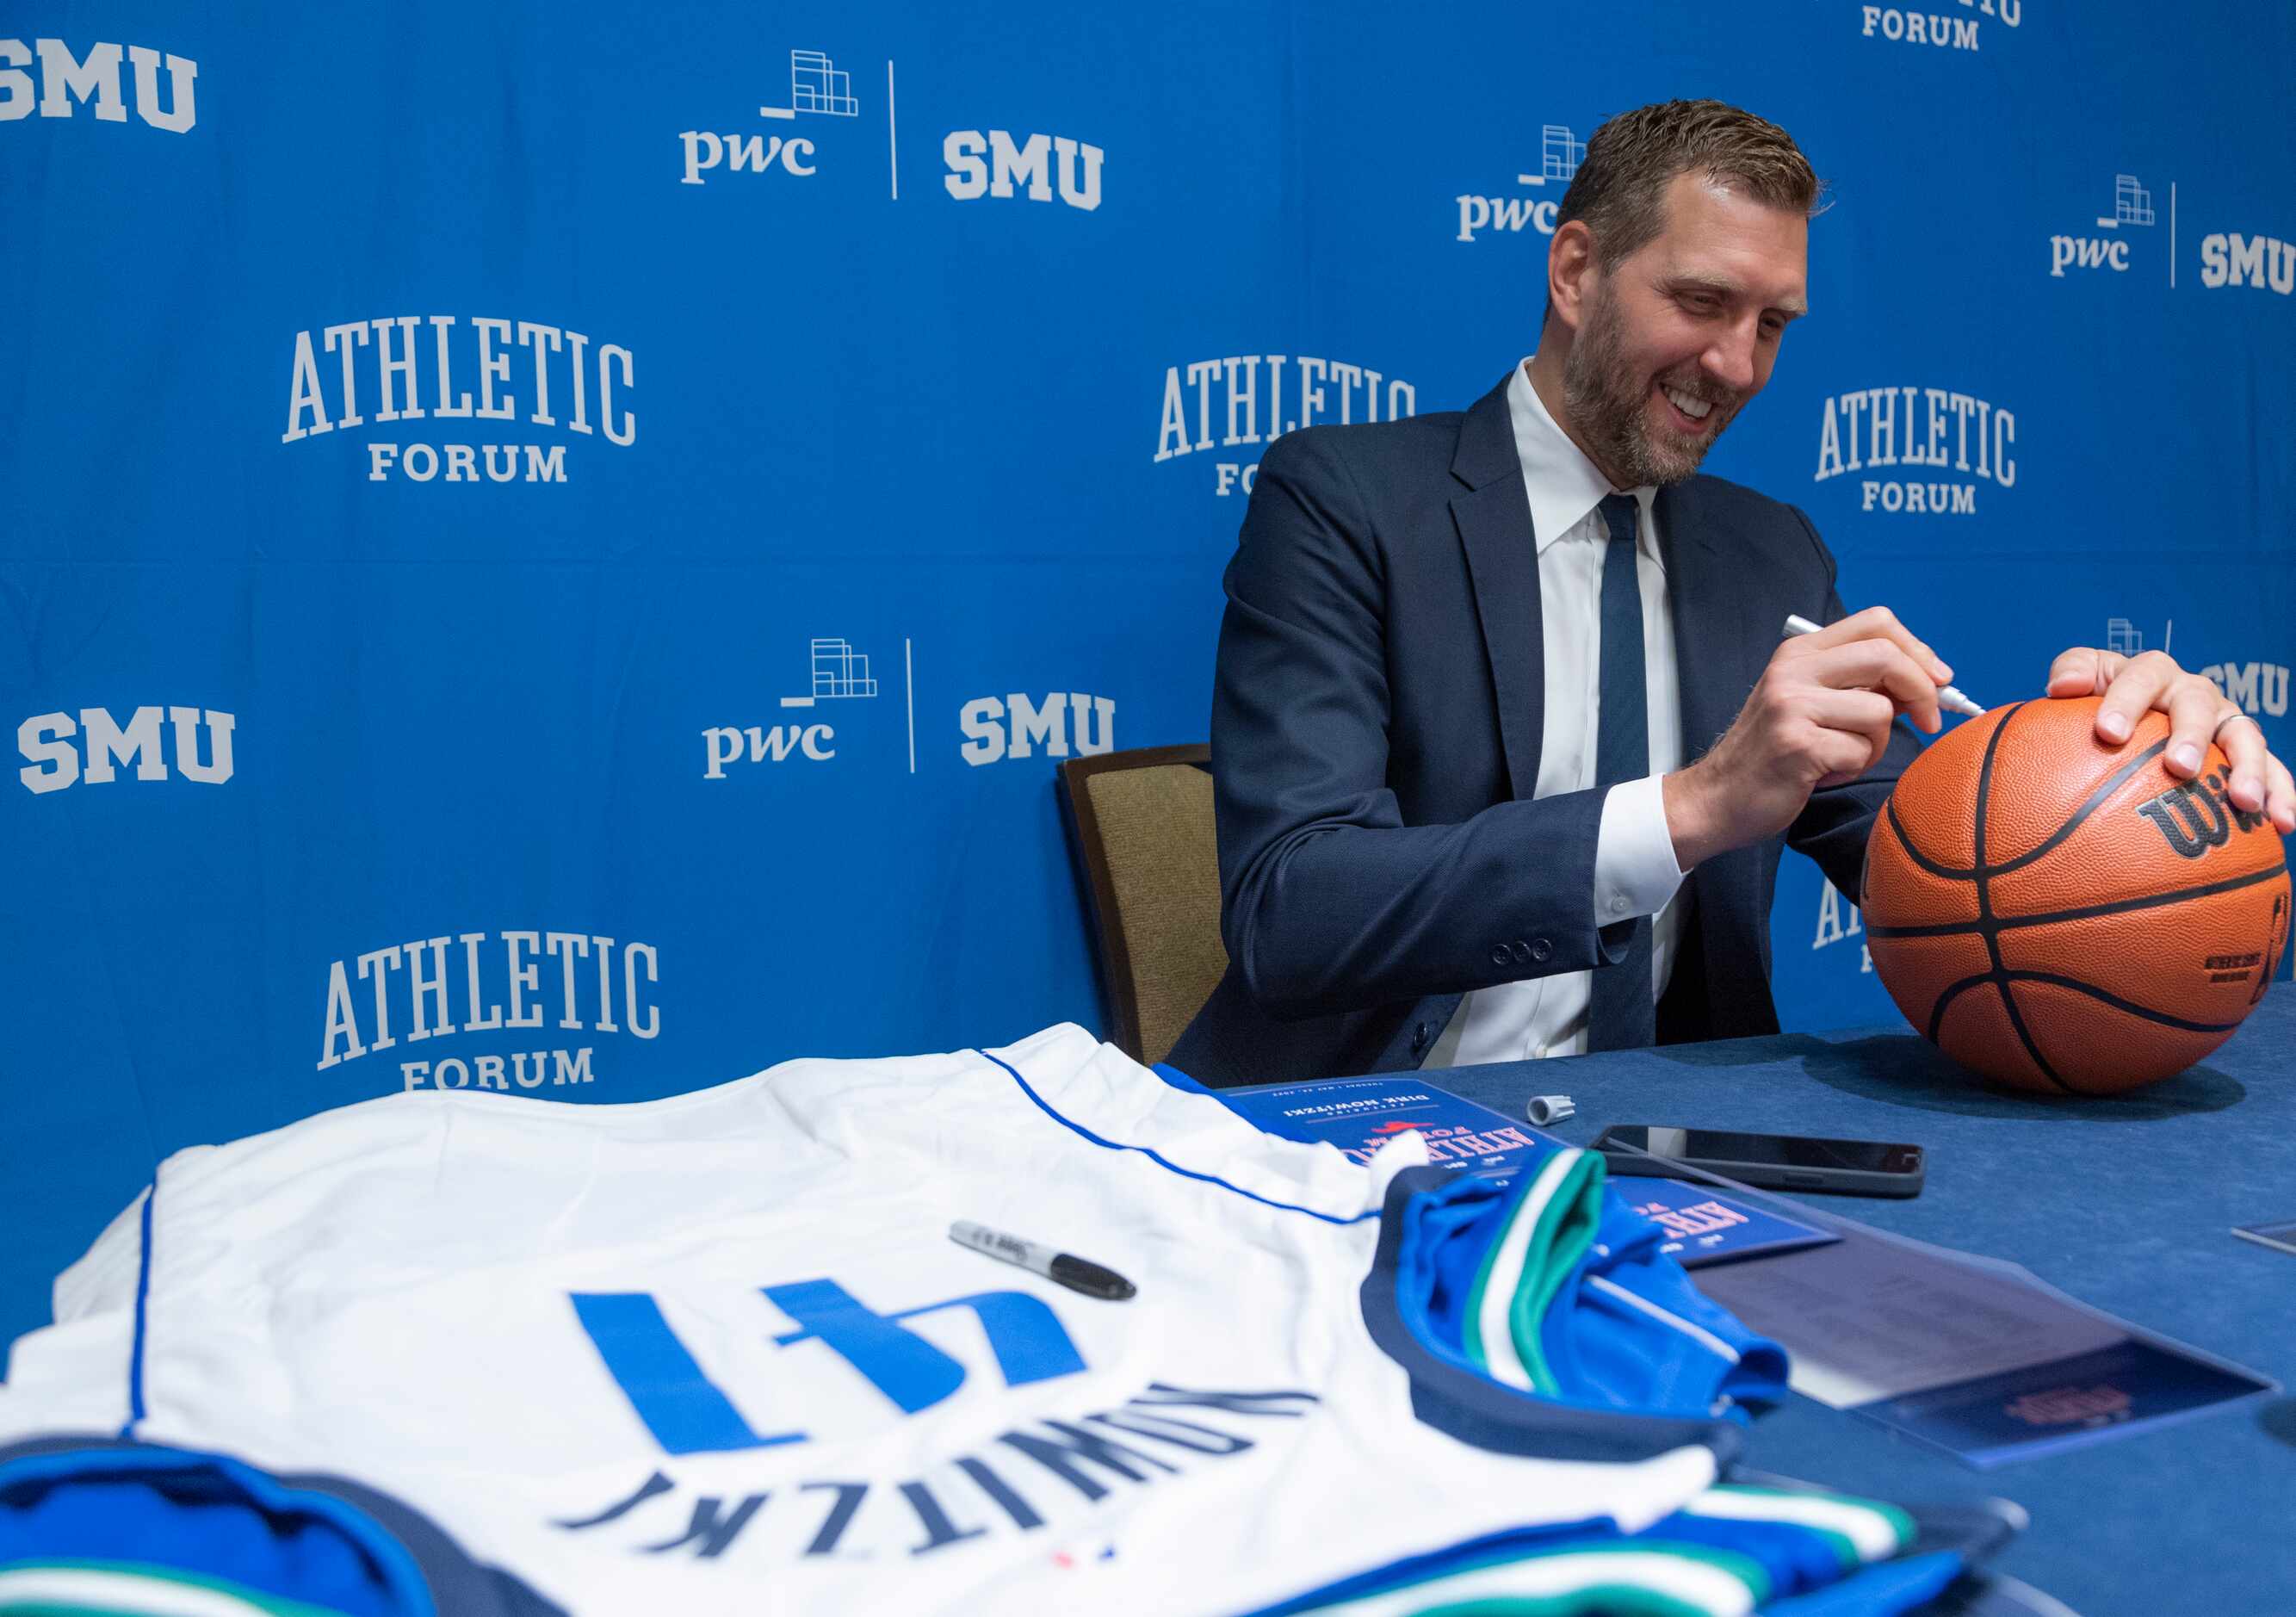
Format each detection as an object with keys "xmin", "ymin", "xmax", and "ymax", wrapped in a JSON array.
[
  {"xmin": 17, "ymin": 706, "xmax": 234, "ymax": 795},
  {"xmin": 1854, "ymin": 0, "xmax": 2019, "ymax": 54},
  {"xmin": 681, "ymin": 46, "xmax": 878, "ymax": 191},
  {"xmin": 1453, "ymin": 121, "xmax": 1583, "ymax": 244},
  {"xmin": 1812, "ymin": 385, "xmax": 2015, "ymax": 515},
  {"xmin": 315, "ymin": 931, "xmax": 661, "ymax": 1092},
  {"xmin": 0, "ymin": 36, "xmax": 197, "ymax": 133},
  {"xmin": 703, "ymin": 636, "xmax": 913, "ymax": 779},
  {"xmin": 1155, "ymin": 356, "xmax": 1417, "ymax": 495},
  {"xmin": 280, "ymin": 316, "xmax": 634, "ymax": 485}
]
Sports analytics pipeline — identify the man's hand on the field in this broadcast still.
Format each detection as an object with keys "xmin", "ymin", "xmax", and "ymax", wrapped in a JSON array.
[
  {"xmin": 1663, "ymin": 606, "xmax": 1949, "ymax": 870},
  {"xmin": 2045, "ymin": 647, "xmax": 2296, "ymax": 834}
]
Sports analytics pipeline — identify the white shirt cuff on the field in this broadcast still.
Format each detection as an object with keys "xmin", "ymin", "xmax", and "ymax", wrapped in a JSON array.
[{"xmin": 1594, "ymin": 776, "xmax": 1686, "ymax": 925}]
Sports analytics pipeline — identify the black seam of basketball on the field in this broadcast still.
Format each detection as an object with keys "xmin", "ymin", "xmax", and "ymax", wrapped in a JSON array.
[
  {"xmin": 1991, "ymin": 971, "xmax": 2248, "ymax": 1034},
  {"xmin": 1878, "ymin": 702, "xmax": 2028, "ymax": 882},
  {"xmin": 1927, "ymin": 971, "xmax": 1993, "ymax": 1044},
  {"xmin": 1865, "ymin": 859, "xmax": 2290, "ymax": 939},
  {"xmin": 1884, "ymin": 796, "xmax": 1971, "ymax": 879},
  {"xmin": 1983, "ymin": 739, "xmax": 2172, "ymax": 877},
  {"xmin": 1972, "ymin": 703, "xmax": 2070, "ymax": 1092}
]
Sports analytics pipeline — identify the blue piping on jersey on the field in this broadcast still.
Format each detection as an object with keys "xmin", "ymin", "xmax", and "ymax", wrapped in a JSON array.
[
  {"xmin": 121, "ymin": 1184, "xmax": 156, "ymax": 1438},
  {"xmin": 971, "ymin": 1048, "xmax": 1377, "ymax": 1226}
]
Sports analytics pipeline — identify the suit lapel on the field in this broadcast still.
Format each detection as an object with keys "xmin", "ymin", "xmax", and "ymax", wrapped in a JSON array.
[
  {"xmin": 1654, "ymin": 480, "xmax": 1755, "ymax": 765},
  {"xmin": 1450, "ymin": 377, "xmax": 1544, "ymax": 801}
]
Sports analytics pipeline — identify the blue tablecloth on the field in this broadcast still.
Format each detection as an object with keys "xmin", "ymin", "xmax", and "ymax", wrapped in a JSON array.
[{"xmin": 1433, "ymin": 985, "xmax": 2295, "ymax": 1616}]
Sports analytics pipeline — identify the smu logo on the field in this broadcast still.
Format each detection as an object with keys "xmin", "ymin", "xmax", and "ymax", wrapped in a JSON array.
[
  {"xmin": 575, "ymin": 1279, "xmax": 1085, "ymax": 1456},
  {"xmin": 943, "ymin": 130, "xmax": 1103, "ymax": 212},
  {"xmin": 960, "ymin": 692, "xmax": 1115, "ymax": 766},
  {"xmin": 2199, "ymin": 232, "xmax": 2296, "ymax": 296},
  {"xmin": 2200, "ymin": 660, "xmax": 2291, "ymax": 717},
  {"xmin": 0, "ymin": 37, "xmax": 197, "ymax": 133},
  {"xmin": 18, "ymin": 706, "xmax": 235, "ymax": 794}
]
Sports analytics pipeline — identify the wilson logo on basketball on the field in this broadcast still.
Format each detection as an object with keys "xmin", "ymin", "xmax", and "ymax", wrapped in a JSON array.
[{"xmin": 2132, "ymin": 772, "xmax": 2264, "ymax": 861}]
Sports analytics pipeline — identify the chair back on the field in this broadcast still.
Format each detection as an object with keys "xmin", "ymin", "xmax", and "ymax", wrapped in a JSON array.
[{"xmin": 1058, "ymin": 744, "xmax": 1225, "ymax": 1067}]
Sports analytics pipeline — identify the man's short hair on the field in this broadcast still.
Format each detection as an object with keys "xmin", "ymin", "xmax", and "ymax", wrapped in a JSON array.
[{"xmin": 1556, "ymin": 99, "xmax": 1824, "ymax": 271}]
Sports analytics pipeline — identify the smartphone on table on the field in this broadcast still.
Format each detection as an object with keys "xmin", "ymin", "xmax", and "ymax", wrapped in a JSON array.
[{"xmin": 1590, "ymin": 1124, "xmax": 1925, "ymax": 1199}]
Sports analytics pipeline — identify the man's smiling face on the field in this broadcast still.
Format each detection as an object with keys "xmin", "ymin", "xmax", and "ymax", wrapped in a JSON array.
[{"xmin": 1562, "ymin": 170, "xmax": 1809, "ymax": 487}]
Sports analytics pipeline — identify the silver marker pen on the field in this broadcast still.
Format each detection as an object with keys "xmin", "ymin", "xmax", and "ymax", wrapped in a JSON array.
[{"xmin": 1783, "ymin": 613, "xmax": 1985, "ymax": 717}]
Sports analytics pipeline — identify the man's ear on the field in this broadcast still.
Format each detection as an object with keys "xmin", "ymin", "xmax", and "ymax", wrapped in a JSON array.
[{"xmin": 1547, "ymin": 220, "xmax": 1597, "ymax": 335}]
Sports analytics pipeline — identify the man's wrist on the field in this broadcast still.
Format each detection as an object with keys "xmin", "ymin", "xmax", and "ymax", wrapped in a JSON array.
[{"xmin": 1662, "ymin": 765, "xmax": 1727, "ymax": 870}]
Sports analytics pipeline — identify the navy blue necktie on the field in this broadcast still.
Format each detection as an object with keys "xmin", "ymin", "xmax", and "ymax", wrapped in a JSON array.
[{"xmin": 1587, "ymin": 493, "xmax": 1656, "ymax": 1051}]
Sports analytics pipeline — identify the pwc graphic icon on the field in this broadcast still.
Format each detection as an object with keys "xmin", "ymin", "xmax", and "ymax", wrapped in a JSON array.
[
  {"xmin": 1454, "ymin": 123, "xmax": 1582, "ymax": 244},
  {"xmin": 682, "ymin": 46, "xmax": 886, "ymax": 191},
  {"xmin": 705, "ymin": 636, "xmax": 919, "ymax": 778},
  {"xmin": 2050, "ymin": 174, "xmax": 2167, "ymax": 282}
]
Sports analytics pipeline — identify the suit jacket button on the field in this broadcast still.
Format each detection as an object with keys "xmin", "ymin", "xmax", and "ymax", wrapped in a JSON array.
[
  {"xmin": 1490, "ymin": 945, "xmax": 1510, "ymax": 966},
  {"xmin": 1530, "ymin": 939, "xmax": 1553, "ymax": 963},
  {"xmin": 1411, "ymin": 1021, "xmax": 1430, "ymax": 1053},
  {"xmin": 1512, "ymin": 940, "xmax": 1532, "ymax": 963}
]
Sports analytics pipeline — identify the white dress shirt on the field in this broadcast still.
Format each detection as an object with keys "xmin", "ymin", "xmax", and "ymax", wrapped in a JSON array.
[{"xmin": 1424, "ymin": 358, "xmax": 1689, "ymax": 1068}]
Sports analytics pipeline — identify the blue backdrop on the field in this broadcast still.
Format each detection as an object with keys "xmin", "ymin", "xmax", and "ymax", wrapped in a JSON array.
[{"xmin": 5, "ymin": 3, "xmax": 2293, "ymax": 1329}]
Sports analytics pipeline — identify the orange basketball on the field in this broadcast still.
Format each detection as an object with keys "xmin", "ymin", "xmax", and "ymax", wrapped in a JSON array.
[{"xmin": 1863, "ymin": 695, "xmax": 2291, "ymax": 1094}]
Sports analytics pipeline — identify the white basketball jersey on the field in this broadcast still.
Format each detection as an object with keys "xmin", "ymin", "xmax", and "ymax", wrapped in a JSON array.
[{"xmin": 0, "ymin": 1026, "xmax": 1913, "ymax": 1615}]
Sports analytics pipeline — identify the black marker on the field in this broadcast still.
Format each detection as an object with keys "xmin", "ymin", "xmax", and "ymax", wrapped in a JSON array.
[{"xmin": 950, "ymin": 1221, "xmax": 1136, "ymax": 1301}]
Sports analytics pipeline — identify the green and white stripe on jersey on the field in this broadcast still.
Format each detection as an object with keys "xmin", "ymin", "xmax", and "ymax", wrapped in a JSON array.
[
  {"xmin": 1684, "ymin": 1484, "xmax": 1916, "ymax": 1573},
  {"xmin": 0, "ymin": 1560, "xmax": 361, "ymax": 1617},
  {"xmin": 1457, "ymin": 1148, "xmax": 1606, "ymax": 1394},
  {"xmin": 1293, "ymin": 1484, "xmax": 1917, "ymax": 1616}
]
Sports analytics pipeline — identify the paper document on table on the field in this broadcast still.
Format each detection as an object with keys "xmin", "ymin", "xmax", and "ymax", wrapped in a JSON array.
[
  {"xmin": 1693, "ymin": 1208, "xmax": 2276, "ymax": 1466},
  {"xmin": 1693, "ymin": 1234, "xmax": 2125, "ymax": 1407}
]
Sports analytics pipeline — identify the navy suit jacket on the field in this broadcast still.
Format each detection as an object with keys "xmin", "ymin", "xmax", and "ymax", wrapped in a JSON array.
[{"xmin": 1167, "ymin": 375, "xmax": 1923, "ymax": 1087}]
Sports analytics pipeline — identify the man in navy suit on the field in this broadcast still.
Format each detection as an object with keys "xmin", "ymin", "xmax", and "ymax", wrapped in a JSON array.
[{"xmin": 1169, "ymin": 100, "xmax": 2294, "ymax": 1087}]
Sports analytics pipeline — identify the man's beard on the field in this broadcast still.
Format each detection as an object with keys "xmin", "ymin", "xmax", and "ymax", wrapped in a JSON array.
[{"xmin": 1561, "ymin": 286, "xmax": 1737, "ymax": 487}]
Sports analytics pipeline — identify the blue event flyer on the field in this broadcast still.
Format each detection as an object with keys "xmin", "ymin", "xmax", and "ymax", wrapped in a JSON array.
[
  {"xmin": 1201, "ymin": 1074, "xmax": 1837, "ymax": 1267},
  {"xmin": 1607, "ymin": 1175, "xmax": 1841, "ymax": 1268},
  {"xmin": 1207, "ymin": 1075, "xmax": 1546, "ymax": 1178}
]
